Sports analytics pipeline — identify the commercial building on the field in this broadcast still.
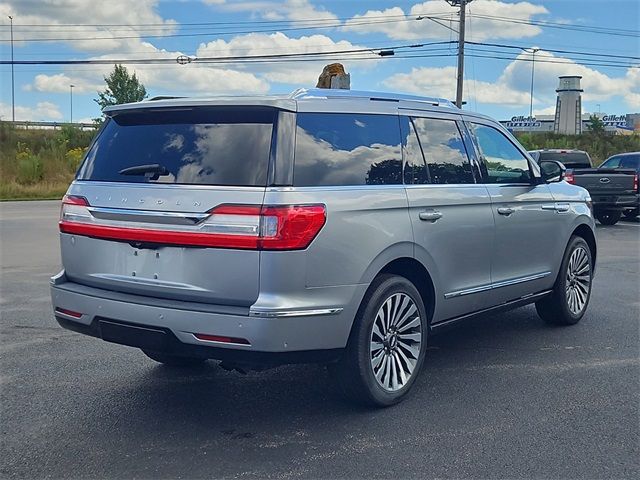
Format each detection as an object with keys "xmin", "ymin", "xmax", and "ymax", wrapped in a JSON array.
[{"xmin": 501, "ymin": 75, "xmax": 639, "ymax": 135}]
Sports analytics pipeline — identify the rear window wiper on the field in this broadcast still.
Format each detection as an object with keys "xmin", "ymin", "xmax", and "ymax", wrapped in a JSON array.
[{"xmin": 118, "ymin": 164, "xmax": 170, "ymax": 180}]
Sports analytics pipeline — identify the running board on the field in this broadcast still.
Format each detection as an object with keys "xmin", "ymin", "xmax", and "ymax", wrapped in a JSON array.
[{"xmin": 431, "ymin": 290, "xmax": 553, "ymax": 332}]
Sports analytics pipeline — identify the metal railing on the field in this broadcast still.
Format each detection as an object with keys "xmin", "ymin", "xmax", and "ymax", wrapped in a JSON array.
[{"xmin": 6, "ymin": 120, "xmax": 99, "ymax": 131}]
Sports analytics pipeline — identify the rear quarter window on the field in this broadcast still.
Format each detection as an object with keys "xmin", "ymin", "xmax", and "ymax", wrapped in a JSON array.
[
  {"xmin": 293, "ymin": 113, "xmax": 402, "ymax": 186},
  {"xmin": 77, "ymin": 107, "xmax": 275, "ymax": 186}
]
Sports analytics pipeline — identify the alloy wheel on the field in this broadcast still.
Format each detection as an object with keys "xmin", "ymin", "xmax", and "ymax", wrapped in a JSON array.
[
  {"xmin": 369, "ymin": 293, "xmax": 422, "ymax": 392},
  {"xmin": 565, "ymin": 246, "xmax": 591, "ymax": 315}
]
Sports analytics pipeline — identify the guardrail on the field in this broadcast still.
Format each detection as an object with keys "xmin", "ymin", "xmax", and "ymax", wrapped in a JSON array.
[{"xmin": 6, "ymin": 121, "xmax": 99, "ymax": 131}]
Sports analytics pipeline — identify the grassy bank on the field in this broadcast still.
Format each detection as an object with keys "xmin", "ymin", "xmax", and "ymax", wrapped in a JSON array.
[{"xmin": 0, "ymin": 122, "xmax": 95, "ymax": 200}]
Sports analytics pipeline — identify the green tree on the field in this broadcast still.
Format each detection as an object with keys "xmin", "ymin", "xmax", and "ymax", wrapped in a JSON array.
[
  {"xmin": 585, "ymin": 114, "xmax": 606, "ymax": 135},
  {"xmin": 94, "ymin": 64, "xmax": 147, "ymax": 110}
]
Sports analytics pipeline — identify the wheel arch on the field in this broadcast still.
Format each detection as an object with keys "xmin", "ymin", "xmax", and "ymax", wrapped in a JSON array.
[
  {"xmin": 571, "ymin": 223, "xmax": 597, "ymax": 272},
  {"xmin": 376, "ymin": 258, "xmax": 436, "ymax": 328}
]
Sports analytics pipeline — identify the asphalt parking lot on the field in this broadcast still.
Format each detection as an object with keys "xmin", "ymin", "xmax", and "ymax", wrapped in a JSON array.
[{"xmin": 1, "ymin": 200, "xmax": 638, "ymax": 479}]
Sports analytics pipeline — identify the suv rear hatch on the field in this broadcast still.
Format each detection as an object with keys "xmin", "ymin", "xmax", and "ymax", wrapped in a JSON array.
[{"xmin": 60, "ymin": 106, "xmax": 276, "ymax": 307}]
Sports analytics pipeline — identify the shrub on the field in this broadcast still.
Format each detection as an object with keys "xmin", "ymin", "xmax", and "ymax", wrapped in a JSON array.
[
  {"xmin": 15, "ymin": 144, "xmax": 43, "ymax": 184},
  {"xmin": 66, "ymin": 147, "xmax": 86, "ymax": 171}
]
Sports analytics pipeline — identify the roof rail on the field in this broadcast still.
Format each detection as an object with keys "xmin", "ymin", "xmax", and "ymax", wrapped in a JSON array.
[
  {"xmin": 146, "ymin": 95, "xmax": 185, "ymax": 101},
  {"xmin": 289, "ymin": 88, "xmax": 456, "ymax": 108}
]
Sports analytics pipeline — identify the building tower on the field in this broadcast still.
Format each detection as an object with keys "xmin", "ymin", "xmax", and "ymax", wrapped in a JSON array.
[{"xmin": 553, "ymin": 76, "xmax": 583, "ymax": 135}]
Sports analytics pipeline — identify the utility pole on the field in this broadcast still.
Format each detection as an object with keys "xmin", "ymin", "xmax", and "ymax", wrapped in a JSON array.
[
  {"xmin": 8, "ymin": 15, "xmax": 14, "ymax": 121},
  {"xmin": 446, "ymin": 1, "xmax": 472, "ymax": 109},
  {"xmin": 70, "ymin": 84, "xmax": 74, "ymax": 124}
]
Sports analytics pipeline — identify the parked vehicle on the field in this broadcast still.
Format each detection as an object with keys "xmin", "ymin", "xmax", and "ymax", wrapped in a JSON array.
[
  {"xmin": 599, "ymin": 152, "xmax": 640, "ymax": 219},
  {"xmin": 51, "ymin": 89, "xmax": 597, "ymax": 406},
  {"xmin": 529, "ymin": 149, "xmax": 638, "ymax": 225}
]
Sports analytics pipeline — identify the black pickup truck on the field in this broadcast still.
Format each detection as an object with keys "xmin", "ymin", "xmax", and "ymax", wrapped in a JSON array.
[{"xmin": 529, "ymin": 149, "xmax": 638, "ymax": 225}]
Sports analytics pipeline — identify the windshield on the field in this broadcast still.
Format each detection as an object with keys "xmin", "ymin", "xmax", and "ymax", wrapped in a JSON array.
[
  {"xmin": 77, "ymin": 107, "xmax": 276, "ymax": 186},
  {"xmin": 538, "ymin": 151, "xmax": 591, "ymax": 169}
]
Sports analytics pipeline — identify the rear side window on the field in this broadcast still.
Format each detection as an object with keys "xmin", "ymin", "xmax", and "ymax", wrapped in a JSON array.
[
  {"xmin": 469, "ymin": 123, "xmax": 531, "ymax": 184},
  {"xmin": 293, "ymin": 113, "xmax": 402, "ymax": 186},
  {"xmin": 411, "ymin": 117, "xmax": 474, "ymax": 184},
  {"xmin": 77, "ymin": 107, "xmax": 275, "ymax": 186}
]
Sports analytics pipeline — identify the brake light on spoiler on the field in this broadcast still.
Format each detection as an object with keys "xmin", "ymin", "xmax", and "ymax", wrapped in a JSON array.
[{"xmin": 59, "ymin": 195, "xmax": 326, "ymax": 251}]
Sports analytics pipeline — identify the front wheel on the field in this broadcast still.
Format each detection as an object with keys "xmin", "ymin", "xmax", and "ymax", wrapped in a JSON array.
[
  {"xmin": 595, "ymin": 210, "xmax": 621, "ymax": 225},
  {"xmin": 331, "ymin": 274, "xmax": 428, "ymax": 407},
  {"xmin": 536, "ymin": 236, "xmax": 593, "ymax": 326}
]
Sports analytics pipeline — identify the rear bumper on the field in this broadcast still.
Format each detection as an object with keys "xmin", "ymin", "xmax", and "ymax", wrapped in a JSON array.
[
  {"xmin": 51, "ymin": 276, "xmax": 363, "ymax": 363},
  {"xmin": 592, "ymin": 194, "xmax": 638, "ymax": 210}
]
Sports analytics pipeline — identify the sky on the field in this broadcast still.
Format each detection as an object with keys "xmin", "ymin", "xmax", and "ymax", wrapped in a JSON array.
[{"xmin": 1, "ymin": 0, "xmax": 638, "ymax": 123}]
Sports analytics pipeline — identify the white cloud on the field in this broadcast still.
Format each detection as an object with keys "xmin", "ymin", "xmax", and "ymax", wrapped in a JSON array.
[
  {"xmin": 384, "ymin": 51, "xmax": 640, "ymax": 110},
  {"xmin": 25, "ymin": 74, "xmax": 102, "ymax": 94},
  {"xmin": 499, "ymin": 50, "xmax": 640, "ymax": 108},
  {"xmin": 0, "ymin": 101, "xmax": 63, "ymax": 121},
  {"xmin": 0, "ymin": 1, "xmax": 177, "ymax": 52},
  {"xmin": 533, "ymin": 106, "xmax": 556, "ymax": 116},
  {"xmin": 205, "ymin": 0, "xmax": 338, "ymax": 22},
  {"xmin": 196, "ymin": 32, "xmax": 372, "ymax": 85},
  {"xmin": 344, "ymin": 0, "xmax": 548, "ymax": 41},
  {"xmin": 384, "ymin": 65, "xmax": 530, "ymax": 105}
]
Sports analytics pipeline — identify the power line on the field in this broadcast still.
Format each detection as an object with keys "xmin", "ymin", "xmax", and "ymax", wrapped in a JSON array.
[
  {"xmin": 0, "ymin": 15, "xmax": 455, "ymax": 42},
  {"xmin": 0, "ymin": 41, "xmax": 453, "ymax": 65}
]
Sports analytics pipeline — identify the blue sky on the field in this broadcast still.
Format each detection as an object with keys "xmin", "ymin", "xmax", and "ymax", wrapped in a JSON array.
[{"xmin": 1, "ymin": 0, "xmax": 638, "ymax": 123}]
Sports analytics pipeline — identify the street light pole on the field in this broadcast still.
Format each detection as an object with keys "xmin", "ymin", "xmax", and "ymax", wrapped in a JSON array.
[
  {"xmin": 529, "ymin": 47, "xmax": 539, "ymax": 132},
  {"xmin": 8, "ymin": 15, "xmax": 15, "ymax": 122},
  {"xmin": 70, "ymin": 84, "xmax": 75, "ymax": 124}
]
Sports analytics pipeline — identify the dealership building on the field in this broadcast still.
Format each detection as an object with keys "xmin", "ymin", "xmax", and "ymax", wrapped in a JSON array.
[{"xmin": 500, "ymin": 76, "xmax": 640, "ymax": 134}]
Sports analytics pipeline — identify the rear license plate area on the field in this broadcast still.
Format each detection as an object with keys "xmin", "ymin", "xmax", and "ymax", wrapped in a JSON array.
[{"xmin": 98, "ymin": 319, "xmax": 169, "ymax": 351}]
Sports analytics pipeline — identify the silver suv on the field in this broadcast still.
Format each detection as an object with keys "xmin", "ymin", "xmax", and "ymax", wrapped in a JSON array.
[{"xmin": 51, "ymin": 89, "xmax": 596, "ymax": 406}]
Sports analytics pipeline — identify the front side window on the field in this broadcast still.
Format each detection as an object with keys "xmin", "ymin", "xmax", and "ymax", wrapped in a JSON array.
[
  {"xmin": 293, "ymin": 113, "xmax": 402, "ymax": 186},
  {"xmin": 412, "ymin": 117, "xmax": 474, "ymax": 184},
  {"xmin": 469, "ymin": 123, "xmax": 532, "ymax": 184}
]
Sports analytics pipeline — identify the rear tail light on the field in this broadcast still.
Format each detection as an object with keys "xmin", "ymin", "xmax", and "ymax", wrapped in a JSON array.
[
  {"xmin": 193, "ymin": 333, "xmax": 250, "ymax": 345},
  {"xmin": 54, "ymin": 307, "xmax": 83, "ymax": 318},
  {"xmin": 564, "ymin": 171, "xmax": 575, "ymax": 184},
  {"xmin": 634, "ymin": 173, "xmax": 638, "ymax": 192},
  {"xmin": 59, "ymin": 197, "xmax": 326, "ymax": 251}
]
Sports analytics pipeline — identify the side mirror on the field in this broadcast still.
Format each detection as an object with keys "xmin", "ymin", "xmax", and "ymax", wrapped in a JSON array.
[{"xmin": 539, "ymin": 160, "xmax": 566, "ymax": 183}]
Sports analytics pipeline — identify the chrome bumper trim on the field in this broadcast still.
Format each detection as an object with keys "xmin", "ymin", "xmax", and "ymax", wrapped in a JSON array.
[{"xmin": 248, "ymin": 307, "xmax": 344, "ymax": 318}]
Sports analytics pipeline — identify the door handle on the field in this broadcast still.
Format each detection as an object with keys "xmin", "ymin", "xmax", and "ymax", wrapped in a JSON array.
[
  {"xmin": 419, "ymin": 210, "xmax": 443, "ymax": 222},
  {"xmin": 541, "ymin": 203, "xmax": 570, "ymax": 213},
  {"xmin": 497, "ymin": 206, "xmax": 515, "ymax": 216}
]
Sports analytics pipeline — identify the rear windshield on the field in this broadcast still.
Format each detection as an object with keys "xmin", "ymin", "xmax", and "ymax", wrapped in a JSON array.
[
  {"xmin": 77, "ymin": 107, "xmax": 275, "ymax": 186},
  {"xmin": 537, "ymin": 151, "xmax": 591, "ymax": 169}
]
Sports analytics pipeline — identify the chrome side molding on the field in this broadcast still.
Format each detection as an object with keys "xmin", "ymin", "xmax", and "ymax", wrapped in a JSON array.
[{"xmin": 444, "ymin": 271, "xmax": 552, "ymax": 299}]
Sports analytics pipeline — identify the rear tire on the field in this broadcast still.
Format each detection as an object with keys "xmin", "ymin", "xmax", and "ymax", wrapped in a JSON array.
[
  {"xmin": 142, "ymin": 350, "xmax": 207, "ymax": 367},
  {"xmin": 536, "ymin": 236, "xmax": 593, "ymax": 326},
  {"xmin": 331, "ymin": 274, "xmax": 428, "ymax": 407},
  {"xmin": 623, "ymin": 208, "xmax": 639, "ymax": 219},
  {"xmin": 595, "ymin": 210, "xmax": 621, "ymax": 225}
]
